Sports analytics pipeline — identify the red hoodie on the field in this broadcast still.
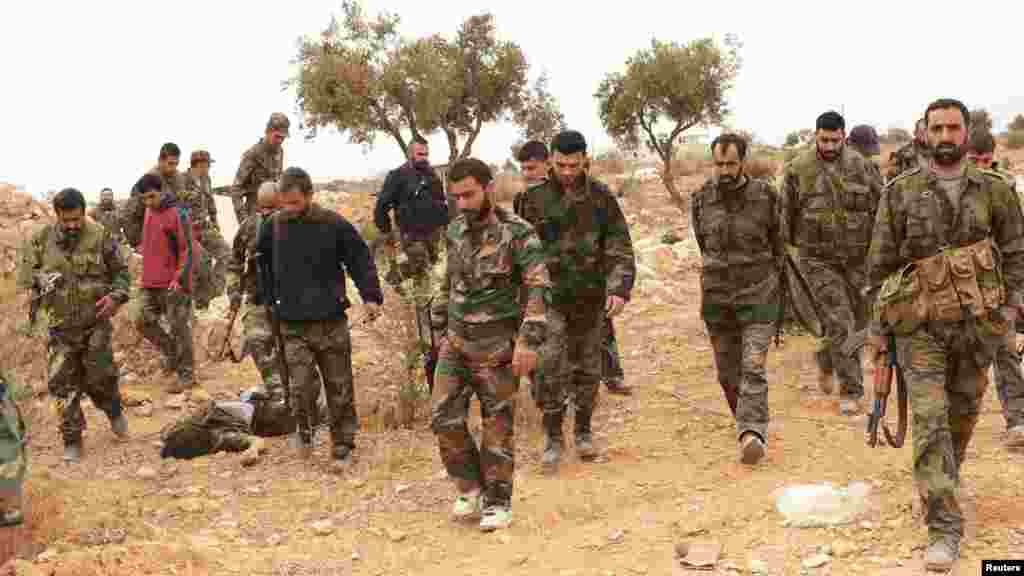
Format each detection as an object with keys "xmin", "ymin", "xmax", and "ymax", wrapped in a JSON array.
[{"xmin": 140, "ymin": 194, "xmax": 194, "ymax": 293}]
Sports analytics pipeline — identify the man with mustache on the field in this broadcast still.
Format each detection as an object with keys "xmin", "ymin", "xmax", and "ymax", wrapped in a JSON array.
[
  {"xmin": 886, "ymin": 117, "xmax": 932, "ymax": 181},
  {"xmin": 89, "ymin": 188, "xmax": 124, "ymax": 245},
  {"xmin": 516, "ymin": 130, "xmax": 636, "ymax": 472},
  {"xmin": 232, "ymin": 113, "xmax": 288, "ymax": 223},
  {"xmin": 781, "ymin": 111, "xmax": 883, "ymax": 415},
  {"xmin": 964, "ymin": 130, "xmax": 1024, "ymax": 448},
  {"xmin": 692, "ymin": 133, "xmax": 783, "ymax": 464},
  {"xmin": 865, "ymin": 98, "xmax": 1024, "ymax": 570}
]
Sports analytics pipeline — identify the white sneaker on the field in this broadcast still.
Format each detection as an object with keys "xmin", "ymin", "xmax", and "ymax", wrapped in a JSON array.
[
  {"xmin": 479, "ymin": 505, "xmax": 512, "ymax": 532},
  {"xmin": 452, "ymin": 489, "xmax": 481, "ymax": 520}
]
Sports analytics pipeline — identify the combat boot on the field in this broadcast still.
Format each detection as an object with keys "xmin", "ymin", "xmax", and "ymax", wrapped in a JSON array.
[
  {"xmin": 604, "ymin": 377, "xmax": 632, "ymax": 396},
  {"xmin": 541, "ymin": 412, "xmax": 564, "ymax": 474},
  {"xmin": 289, "ymin": 428, "xmax": 313, "ymax": 460},
  {"xmin": 575, "ymin": 411, "xmax": 598, "ymax": 461},
  {"xmin": 63, "ymin": 439, "xmax": 83, "ymax": 463},
  {"xmin": 1005, "ymin": 424, "xmax": 1024, "ymax": 449},
  {"xmin": 110, "ymin": 413, "xmax": 129, "ymax": 439}
]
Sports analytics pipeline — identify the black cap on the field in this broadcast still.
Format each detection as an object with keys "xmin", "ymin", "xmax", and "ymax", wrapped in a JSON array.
[{"xmin": 551, "ymin": 130, "xmax": 587, "ymax": 155}]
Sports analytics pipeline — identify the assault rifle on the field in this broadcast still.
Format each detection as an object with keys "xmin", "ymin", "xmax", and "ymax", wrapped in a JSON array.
[
  {"xmin": 866, "ymin": 332, "xmax": 908, "ymax": 448},
  {"xmin": 413, "ymin": 300, "xmax": 438, "ymax": 394},
  {"xmin": 217, "ymin": 304, "xmax": 242, "ymax": 363},
  {"xmin": 29, "ymin": 272, "xmax": 63, "ymax": 326},
  {"xmin": 211, "ymin": 185, "xmax": 238, "ymax": 197}
]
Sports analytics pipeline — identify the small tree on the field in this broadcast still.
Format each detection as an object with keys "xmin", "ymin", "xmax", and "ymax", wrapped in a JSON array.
[
  {"xmin": 1009, "ymin": 114, "xmax": 1024, "ymax": 132},
  {"xmin": 785, "ymin": 131, "xmax": 800, "ymax": 147},
  {"xmin": 970, "ymin": 108, "xmax": 993, "ymax": 133},
  {"xmin": 595, "ymin": 34, "xmax": 742, "ymax": 211},
  {"xmin": 513, "ymin": 71, "xmax": 567, "ymax": 145}
]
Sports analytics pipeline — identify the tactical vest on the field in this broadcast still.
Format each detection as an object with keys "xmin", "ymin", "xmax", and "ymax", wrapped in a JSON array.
[
  {"xmin": 877, "ymin": 238, "xmax": 1004, "ymax": 335},
  {"xmin": 37, "ymin": 221, "xmax": 114, "ymax": 329},
  {"xmin": 791, "ymin": 151, "xmax": 875, "ymax": 260}
]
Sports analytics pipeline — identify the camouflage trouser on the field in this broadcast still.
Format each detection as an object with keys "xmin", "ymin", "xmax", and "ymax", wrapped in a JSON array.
[
  {"xmin": 538, "ymin": 304, "xmax": 603, "ymax": 429},
  {"xmin": 280, "ymin": 317, "xmax": 357, "ymax": 448},
  {"xmin": 232, "ymin": 193, "xmax": 253, "ymax": 227},
  {"xmin": 895, "ymin": 319, "xmax": 1003, "ymax": 541},
  {"xmin": 195, "ymin": 228, "xmax": 231, "ymax": 307},
  {"xmin": 399, "ymin": 233, "xmax": 439, "ymax": 307},
  {"xmin": 992, "ymin": 336, "xmax": 1024, "ymax": 430},
  {"xmin": 431, "ymin": 331, "xmax": 517, "ymax": 508},
  {"xmin": 707, "ymin": 320, "xmax": 773, "ymax": 443},
  {"xmin": 802, "ymin": 257, "xmax": 865, "ymax": 399},
  {"xmin": 194, "ymin": 250, "xmax": 214, "ymax": 309},
  {"xmin": 603, "ymin": 317, "xmax": 625, "ymax": 382},
  {"xmin": 46, "ymin": 321, "xmax": 123, "ymax": 445},
  {"xmin": 136, "ymin": 288, "xmax": 195, "ymax": 384},
  {"xmin": 241, "ymin": 305, "xmax": 284, "ymax": 399}
]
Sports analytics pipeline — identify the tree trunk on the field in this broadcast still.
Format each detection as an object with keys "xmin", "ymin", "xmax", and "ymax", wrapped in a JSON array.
[{"xmin": 660, "ymin": 162, "xmax": 686, "ymax": 215}]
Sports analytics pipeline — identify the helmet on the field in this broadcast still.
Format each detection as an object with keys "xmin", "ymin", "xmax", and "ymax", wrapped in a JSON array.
[{"xmin": 847, "ymin": 125, "xmax": 880, "ymax": 156}]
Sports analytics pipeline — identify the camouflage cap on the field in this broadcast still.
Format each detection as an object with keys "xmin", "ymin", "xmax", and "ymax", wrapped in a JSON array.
[
  {"xmin": 190, "ymin": 150, "xmax": 213, "ymax": 165},
  {"xmin": 847, "ymin": 125, "xmax": 880, "ymax": 155},
  {"xmin": 266, "ymin": 112, "xmax": 291, "ymax": 136}
]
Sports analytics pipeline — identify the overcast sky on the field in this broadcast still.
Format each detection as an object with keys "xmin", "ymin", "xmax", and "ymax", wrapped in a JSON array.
[{"xmin": 2, "ymin": 0, "xmax": 1022, "ymax": 199}]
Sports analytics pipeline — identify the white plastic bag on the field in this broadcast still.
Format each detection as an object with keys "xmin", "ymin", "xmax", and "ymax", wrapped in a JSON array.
[{"xmin": 774, "ymin": 481, "xmax": 871, "ymax": 527}]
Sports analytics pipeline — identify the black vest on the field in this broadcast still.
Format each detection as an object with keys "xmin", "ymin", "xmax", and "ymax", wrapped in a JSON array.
[{"xmin": 266, "ymin": 208, "xmax": 346, "ymax": 322}]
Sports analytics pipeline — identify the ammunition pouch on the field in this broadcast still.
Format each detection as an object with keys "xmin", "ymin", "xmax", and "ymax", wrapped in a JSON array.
[{"xmin": 877, "ymin": 238, "xmax": 1004, "ymax": 335}]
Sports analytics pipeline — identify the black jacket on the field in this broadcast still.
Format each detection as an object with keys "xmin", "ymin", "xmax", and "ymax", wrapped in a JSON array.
[
  {"xmin": 373, "ymin": 162, "xmax": 448, "ymax": 241},
  {"xmin": 256, "ymin": 204, "xmax": 383, "ymax": 322}
]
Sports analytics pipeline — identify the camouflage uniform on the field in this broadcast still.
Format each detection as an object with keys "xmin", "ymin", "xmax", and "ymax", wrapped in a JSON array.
[
  {"xmin": 866, "ymin": 163, "xmax": 1024, "ymax": 555},
  {"xmin": 518, "ymin": 174, "xmax": 636, "ymax": 456},
  {"xmin": 0, "ymin": 370, "xmax": 27, "ymax": 526},
  {"xmin": 513, "ymin": 184, "xmax": 627, "ymax": 393},
  {"xmin": 429, "ymin": 205, "xmax": 549, "ymax": 511},
  {"xmin": 17, "ymin": 219, "xmax": 131, "ymax": 451},
  {"xmin": 986, "ymin": 171, "xmax": 1024, "ymax": 432},
  {"xmin": 886, "ymin": 141, "xmax": 931, "ymax": 182},
  {"xmin": 90, "ymin": 202, "xmax": 124, "ymax": 244},
  {"xmin": 225, "ymin": 210, "xmax": 283, "ymax": 399},
  {"xmin": 232, "ymin": 140, "xmax": 283, "ymax": 223},
  {"xmin": 781, "ymin": 146, "xmax": 883, "ymax": 407},
  {"xmin": 692, "ymin": 176, "xmax": 783, "ymax": 445},
  {"xmin": 182, "ymin": 169, "xmax": 232, "ymax": 309}
]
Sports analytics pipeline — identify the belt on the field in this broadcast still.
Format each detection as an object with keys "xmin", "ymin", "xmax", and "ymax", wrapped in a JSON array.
[{"xmin": 450, "ymin": 318, "xmax": 519, "ymax": 341}]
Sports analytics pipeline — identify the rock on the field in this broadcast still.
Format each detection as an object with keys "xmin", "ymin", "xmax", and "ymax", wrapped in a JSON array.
[
  {"xmin": 802, "ymin": 554, "xmax": 830, "ymax": 569},
  {"xmin": 312, "ymin": 520, "xmax": 334, "ymax": 536},
  {"xmin": 240, "ymin": 438, "xmax": 265, "ymax": 467},
  {"xmin": 511, "ymin": 555, "xmax": 527, "ymax": 566},
  {"xmin": 608, "ymin": 528, "xmax": 625, "ymax": 543},
  {"xmin": 188, "ymin": 388, "xmax": 212, "ymax": 404},
  {"xmin": 165, "ymin": 394, "xmax": 186, "ymax": 409},
  {"xmin": 832, "ymin": 539, "xmax": 858, "ymax": 558},
  {"xmin": 817, "ymin": 543, "xmax": 833, "ymax": 556},
  {"xmin": 748, "ymin": 559, "xmax": 768, "ymax": 574},
  {"xmin": 136, "ymin": 466, "xmax": 158, "ymax": 480},
  {"xmin": 121, "ymin": 390, "xmax": 151, "ymax": 406},
  {"xmin": 386, "ymin": 528, "xmax": 407, "ymax": 542},
  {"xmin": 136, "ymin": 403, "xmax": 154, "ymax": 417},
  {"xmin": 351, "ymin": 551, "xmax": 360, "ymax": 561},
  {"xmin": 395, "ymin": 483, "xmax": 411, "ymax": 495}
]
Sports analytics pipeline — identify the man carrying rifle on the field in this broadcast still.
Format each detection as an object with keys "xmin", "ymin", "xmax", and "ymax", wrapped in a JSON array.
[
  {"xmin": 17, "ymin": 188, "xmax": 131, "ymax": 463},
  {"xmin": 865, "ymin": 99, "xmax": 1024, "ymax": 571},
  {"xmin": 692, "ymin": 133, "xmax": 784, "ymax": 465},
  {"xmin": 429, "ymin": 158, "xmax": 549, "ymax": 531},
  {"xmin": 255, "ymin": 167, "xmax": 383, "ymax": 462},
  {"xmin": 232, "ymin": 113, "xmax": 288, "ymax": 223},
  {"xmin": 225, "ymin": 181, "xmax": 283, "ymax": 399}
]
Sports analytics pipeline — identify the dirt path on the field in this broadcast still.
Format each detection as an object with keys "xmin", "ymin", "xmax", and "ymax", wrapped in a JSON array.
[{"xmin": 9, "ymin": 263, "xmax": 1022, "ymax": 576}]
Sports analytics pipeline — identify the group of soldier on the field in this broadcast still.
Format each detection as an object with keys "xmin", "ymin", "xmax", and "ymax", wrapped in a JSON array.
[
  {"xmin": 8, "ymin": 98, "xmax": 1023, "ymax": 568},
  {"xmin": 697, "ymin": 99, "xmax": 1024, "ymax": 571}
]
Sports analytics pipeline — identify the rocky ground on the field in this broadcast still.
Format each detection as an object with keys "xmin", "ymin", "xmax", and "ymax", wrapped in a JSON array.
[{"xmin": 1, "ymin": 160, "xmax": 1023, "ymax": 575}]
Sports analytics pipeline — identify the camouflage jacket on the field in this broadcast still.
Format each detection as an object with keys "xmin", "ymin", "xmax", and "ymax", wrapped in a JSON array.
[
  {"xmin": 122, "ymin": 167, "xmax": 189, "ymax": 247},
  {"xmin": 232, "ymin": 140, "xmax": 283, "ymax": 219},
  {"xmin": 691, "ymin": 177, "xmax": 785, "ymax": 324},
  {"xmin": 886, "ymin": 141, "xmax": 931, "ymax": 181},
  {"xmin": 17, "ymin": 219, "xmax": 131, "ymax": 330},
  {"xmin": 781, "ymin": 146, "xmax": 883, "ymax": 263},
  {"xmin": 517, "ymin": 174, "xmax": 636, "ymax": 307},
  {"xmin": 0, "ymin": 369, "xmax": 26, "ymax": 490},
  {"xmin": 430, "ymin": 206, "xmax": 550, "ymax": 350},
  {"xmin": 226, "ymin": 210, "xmax": 274, "ymax": 308},
  {"xmin": 867, "ymin": 163, "xmax": 1024, "ymax": 315},
  {"xmin": 181, "ymin": 170, "xmax": 220, "ymax": 231}
]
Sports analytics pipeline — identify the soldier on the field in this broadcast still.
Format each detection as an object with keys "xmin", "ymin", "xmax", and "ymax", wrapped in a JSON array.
[
  {"xmin": 232, "ymin": 113, "xmax": 288, "ymax": 223},
  {"xmin": 965, "ymin": 130, "xmax": 1024, "ymax": 446},
  {"xmin": 123, "ymin": 143, "xmax": 189, "ymax": 248},
  {"xmin": 17, "ymin": 188, "xmax": 130, "ymax": 462},
  {"xmin": 134, "ymin": 173, "xmax": 198, "ymax": 393},
  {"xmin": 88, "ymin": 188, "xmax": 124, "ymax": 244},
  {"xmin": 226, "ymin": 181, "xmax": 284, "ymax": 399},
  {"xmin": 692, "ymin": 133, "xmax": 783, "ymax": 464},
  {"xmin": 847, "ymin": 125, "xmax": 883, "ymax": 180},
  {"xmin": 255, "ymin": 167, "xmax": 383, "ymax": 462},
  {"xmin": 865, "ymin": 98, "xmax": 1024, "ymax": 570},
  {"xmin": 781, "ymin": 110, "xmax": 882, "ymax": 415},
  {"xmin": 513, "ymin": 141, "xmax": 631, "ymax": 396},
  {"xmin": 373, "ymin": 136, "xmax": 449, "ymax": 306},
  {"xmin": 183, "ymin": 150, "xmax": 232, "ymax": 311},
  {"xmin": 886, "ymin": 117, "xmax": 932, "ymax": 181},
  {"xmin": 0, "ymin": 370, "xmax": 27, "ymax": 526},
  {"xmin": 429, "ymin": 158, "xmax": 549, "ymax": 531},
  {"xmin": 517, "ymin": 130, "xmax": 636, "ymax": 471}
]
